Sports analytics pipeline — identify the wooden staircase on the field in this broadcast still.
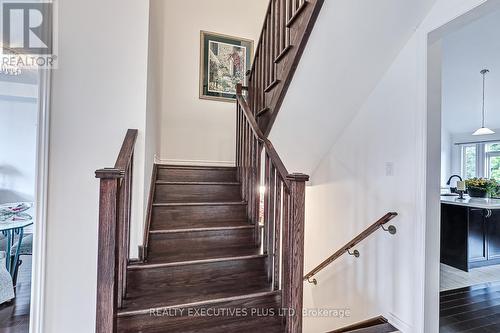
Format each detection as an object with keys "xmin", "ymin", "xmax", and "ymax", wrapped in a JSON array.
[{"xmin": 116, "ymin": 165, "xmax": 283, "ymax": 332}]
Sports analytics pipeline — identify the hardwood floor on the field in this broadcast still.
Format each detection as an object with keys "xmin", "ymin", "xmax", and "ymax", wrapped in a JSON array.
[
  {"xmin": 0, "ymin": 255, "xmax": 31, "ymax": 333},
  {"xmin": 440, "ymin": 281, "xmax": 500, "ymax": 332}
]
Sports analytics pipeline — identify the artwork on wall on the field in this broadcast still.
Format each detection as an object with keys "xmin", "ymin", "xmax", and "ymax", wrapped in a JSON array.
[{"xmin": 200, "ymin": 31, "xmax": 253, "ymax": 102}]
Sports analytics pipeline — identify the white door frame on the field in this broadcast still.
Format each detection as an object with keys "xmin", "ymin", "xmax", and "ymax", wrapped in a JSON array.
[
  {"xmin": 421, "ymin": 1, "xmax": 500, "ymax": 332},
  {"xmin": 29, "ymin": 68, "xmax": 51, "ymax": 333}
]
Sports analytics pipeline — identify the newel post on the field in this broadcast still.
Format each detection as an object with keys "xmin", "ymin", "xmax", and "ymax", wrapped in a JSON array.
[
  {"xmin": 285, "ymin": 173, "xmax": 309, "ymax": 333},
  {"xmin": 95, "ymin": 169, "xmax": 122, "ymax": 333}
]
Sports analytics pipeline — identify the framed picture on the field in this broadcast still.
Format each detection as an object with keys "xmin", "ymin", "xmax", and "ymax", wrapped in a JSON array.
[{"xmin": 200, "ymin": 31, "xmax": 253, "ymax": 102}]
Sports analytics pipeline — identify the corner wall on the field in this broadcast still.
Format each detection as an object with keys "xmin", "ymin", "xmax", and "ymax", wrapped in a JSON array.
[
  {"xmin": 44, "ymin": 0, "xmax": 149, "ymax": 331},
  {"xmin": 154, "ymin": 0, "xmax": 268, "ymax": 166}
]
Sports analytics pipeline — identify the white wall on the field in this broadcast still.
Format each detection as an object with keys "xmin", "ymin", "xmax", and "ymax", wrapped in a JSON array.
[
  {"xmin": 0, "ymin": 97, "xmax": 37, "ymax": 204},
  {"xmin": 442, "ymin": 8, "xmax": 500, "ymax": 134},
  {"xmin": 144, "ymin": 0, "xmax": 164, "ymax": 212},
  {"xmin": 44, "ymin": 0, "xmax": 149, "ymax": 332},
  {"xmin": 156, "ymin": 0, "xmax": 268, "ymax": 166},
  {"xmin": 269, "ymin": 0, "xmax": 494, "ymax": 332}
]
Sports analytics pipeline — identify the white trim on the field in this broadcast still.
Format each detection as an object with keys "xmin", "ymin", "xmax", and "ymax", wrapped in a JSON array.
[
  {"xmin": 386, "ymin": 312, "xmax": 412, "ymax": 333},
  {"xmin": 156, "ymin": 158, "xmax": 235, "ymax": 167},
  {"xmin": 29, "ymin": 68, "xmax": 51, "ymax": 333}
]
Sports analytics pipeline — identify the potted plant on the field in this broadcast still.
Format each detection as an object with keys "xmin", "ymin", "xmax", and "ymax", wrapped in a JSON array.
[{"xmin": 465, "ymin": 178, "xmax": 498, "ymax": 198}]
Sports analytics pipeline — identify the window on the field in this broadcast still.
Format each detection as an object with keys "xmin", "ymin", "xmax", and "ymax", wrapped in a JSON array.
[
  {"xmin": 460, "ymin": 142, "xmax": 500, "ymax": 180},
  {"xmin": 487, "ymin": 143, "xmax": 500, "ymax": 180},
  {"xmin": 462, "ymin": 145, "xmax": 478, "ymax": 179}
]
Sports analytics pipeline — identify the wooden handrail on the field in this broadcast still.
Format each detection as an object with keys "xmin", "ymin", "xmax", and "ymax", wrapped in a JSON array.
[
  {"xmin": 237, "ymin": 86, "xmax": 290, "ymax": 189},
  {"xmin": 95, "ymin": 129, "xmax": 138, "ymax": 333},
  {"xmin": 245, "ymin": 0, "xmax": 325, "ymax": 135},
  {"xmin": 236, "ymin": 86, "xmax": 308, "ymax": 332},
  {"xmin": 303, "ymin": 212, "xmax": 398, "ymax": 284},
  {"xmin": 114, "ymin": 129, "xmax": 138, "ymax": 170}
]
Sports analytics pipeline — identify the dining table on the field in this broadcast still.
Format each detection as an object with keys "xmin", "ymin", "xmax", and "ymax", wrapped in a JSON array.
[{"xmin": 0, "ymin": 202, "xmax": 33, "ymax": 277}]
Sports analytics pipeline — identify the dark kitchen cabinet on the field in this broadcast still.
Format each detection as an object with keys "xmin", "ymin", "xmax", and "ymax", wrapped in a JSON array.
[
  {"xmin": 488, "ymin": 210, "xmax": 500, "ymax": 260},
  {"xmin": 468, "ymin": 208, "xmax": 487, "ymax": 263},
  {"xmin": 441, "ymin": 203, "xmax": 500, "ymax": 272}
]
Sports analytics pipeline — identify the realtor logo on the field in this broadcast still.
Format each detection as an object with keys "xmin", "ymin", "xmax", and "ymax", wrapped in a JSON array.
[{"xmin": 2, "ymin": 2, "xmax": 52, "ymax": 54}]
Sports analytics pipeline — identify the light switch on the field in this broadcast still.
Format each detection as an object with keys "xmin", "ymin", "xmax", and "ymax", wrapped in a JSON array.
[{"xmin": 385, "ymin": 162, "xmax": 394, "ymax": 176}]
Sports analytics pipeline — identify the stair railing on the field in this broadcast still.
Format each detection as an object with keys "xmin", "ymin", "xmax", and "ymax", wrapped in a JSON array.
[
  {"xmin": 247, "ymin": 0, "xmax": 325, "ymax": 135},
  {"xmin": 236, "ymin": 84, "xmax": 308, "ymax": 333},
  {"xmin": 303, "ymin": 212, "xmax": 399, "ymax": 285},
  {"xmin": 95, "ymin": 129, "xmax": 138, "ymax": 333}
]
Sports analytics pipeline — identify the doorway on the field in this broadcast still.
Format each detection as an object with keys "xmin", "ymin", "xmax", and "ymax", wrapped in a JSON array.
[
  {"xmin": 427, "ymin": 2, "xmax": 500, "ymax": 332},
  {"xmin": 0, "ymin": 66, "xmax": 50, "ymax": 332}
]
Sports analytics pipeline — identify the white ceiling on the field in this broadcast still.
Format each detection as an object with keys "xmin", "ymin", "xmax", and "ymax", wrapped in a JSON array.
[
  {"xmin": 269, "ymin": 0, "xmax": 436, "ymax": 175},
  {"xmin": 442, "ymin": 8, "xmax": 500, "ymax": 134}
]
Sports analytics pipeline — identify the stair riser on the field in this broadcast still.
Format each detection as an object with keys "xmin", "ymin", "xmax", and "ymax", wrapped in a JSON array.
[
  {"xmin": 154, "ymin": 184, "xmax": 241, "ymax": 203},
  {"xmin": 117, "ymin": 293, "xmax": 282, "ymax": 333},
  {"xmin": 151, "ymin": 205, "xmax": 247, "ymax": 229},
  {"xmin": 148, "ymin": 229, "xmax": 255, "ymax": 257},
  {"xmin": 127, "ymin": 257, "xmax": 267, "ymax": 297},
  {"xmin": 157, "ymin": 167, "xmax": 237, "ymax": 183}
]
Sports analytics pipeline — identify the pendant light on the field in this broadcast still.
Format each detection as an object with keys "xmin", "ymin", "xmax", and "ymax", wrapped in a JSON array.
[{"xmin": 473, "ymin": 69, "xmax": 495, "ymax": 136}]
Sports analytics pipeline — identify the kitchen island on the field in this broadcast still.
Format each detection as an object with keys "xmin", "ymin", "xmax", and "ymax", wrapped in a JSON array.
[{"xmin": 441, "ymin": 196, "xmax": 500, "ymax": 272}]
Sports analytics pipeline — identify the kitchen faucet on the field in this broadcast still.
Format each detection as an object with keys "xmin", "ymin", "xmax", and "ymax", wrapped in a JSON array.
[{"xmin": 447, "ymin": 175, "xmax": 463, "ymax": 193}]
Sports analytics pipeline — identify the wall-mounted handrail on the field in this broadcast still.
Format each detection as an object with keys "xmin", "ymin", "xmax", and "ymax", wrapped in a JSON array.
[
  {"xmin": 95, "ymin": 129, "xmax": 137, "ymax": 333},
  {"xmin": 303, "ymin": 212, "xmax": 398, "ymax": 285}
]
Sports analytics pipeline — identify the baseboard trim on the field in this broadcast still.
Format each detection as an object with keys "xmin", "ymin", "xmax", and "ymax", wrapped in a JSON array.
[
  {"xmin": 386, "ymin": 312, "xmax": 411, "ymax": 332},
  {"xmin": 155, "ymin": 158, "xmax": 235, "ymax": 167}
]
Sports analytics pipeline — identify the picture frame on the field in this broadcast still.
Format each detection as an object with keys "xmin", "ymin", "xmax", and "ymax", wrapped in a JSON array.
[{"xmin": 199, "ymin": 31, "xmax": 254, "ymax": 103}]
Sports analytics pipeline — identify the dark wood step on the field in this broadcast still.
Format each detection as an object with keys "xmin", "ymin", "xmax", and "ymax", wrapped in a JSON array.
[
  {"xmin": 329, "ymin": 317, "xmax": 394, "ymax": 333},
  {"xmin": 147, "ymin": 227, "xmax": 257, "ymax": 264},
  {"xmin": 154, "ymin": 182, "xmax": 241, "ymax": 203},
  {"xmin": 123, "ymin": 258, "xmax": 270, "ymax": 312},
  {"xmin": 127, "ymin": 255, "xmax": 268, "ymax": 297},
  {"xmin": 345, "ymin": 323, "xmax": 399, "ymax": 333},
  {"xmin": 151, "ymin": 202, "xmax": 247, "ymax": 229},
  {"xmin": 151, "ymin": 218, "xmax": 250, "ymax": 231},
  {"xmin": 117, "ymin": 291, "xmax": 283, "ymax": 333},
  {"xmin": 157, "ymin": 165, "xmax": 237, "ymax": 183}
]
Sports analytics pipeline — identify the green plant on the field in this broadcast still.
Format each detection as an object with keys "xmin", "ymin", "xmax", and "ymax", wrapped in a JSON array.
[{"xmin": 465, "ymin": 178, "xmax": 498, "ymax": 196}]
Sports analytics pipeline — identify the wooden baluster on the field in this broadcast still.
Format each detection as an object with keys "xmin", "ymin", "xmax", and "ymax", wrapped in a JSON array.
[
  {"xmin": 284, "ymin": 173, "xmax": 309, "ymax": 333},
  {"xmin": 95, "ymin": 172, "xmax": 120, "ymax": 333},
  {"xmin": 267, "ymin": 165, "xmax": 276, "ymax": 282},
  {"xmin": 273, "ymin": 179, "xmax": 282, "ymax": 291},
  {"xmin": 122, "ymin": 156, "xmax": 133, "ymax": 301},
  {"xmin": 263, "ymin": 153, "xmax": 271, "ymax": 254},
  {"xmin": 242, "ymin": 123, "xmax": 247, "ymax": 202},
  {"xmin": 115, "ymin": 179, "xmax": 125, "ymax": 309},
  {"xmin": 249, "ymin": 134, "xmax": 255, "ymax": 223},
  {"xmin": 236, "ymin": 104, "xmax": 241, "ymax": 181},
  {"xmin": 286, "ymin": 0, "xmax": 292, "ymax": 47},
  {"xmin": 254, "ymin": 140, "xmax": 262, "ymax": 243},
  {"xmin": 260, "ymin": 42, "xmax": 265, "ymax": 112},
  {"xmin": 280, "ymin": 186, "xmax": 290, "ymax": 328},
  {"xmin": 269, "ymin": 4, "xmax": 275, "ymax": 86}
]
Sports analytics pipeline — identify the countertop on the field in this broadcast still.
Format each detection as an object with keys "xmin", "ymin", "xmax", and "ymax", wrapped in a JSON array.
[{"xmin": 441, "ymin": 196, "xmax": 500, "ymax": 209}]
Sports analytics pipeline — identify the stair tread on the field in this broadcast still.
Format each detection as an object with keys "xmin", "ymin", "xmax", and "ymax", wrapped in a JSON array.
[
  {"xmin": 147, "ymin": 246, "xmax": 261, "ymax": 264},
  {"xmin": 153, "ymin": 201, "xmax": 246, "ymax": 207},
  {"xmin": 347, "ymin": 323, "xmax": 399, "ymax": 333},
  {"xmin": 120, "ymin": 282, "xmax": 272, "ymax": 314},
  {"xmin": 156, "ymin": 181, "xmax": 240, "ymax": 185},
  {"xmin": 151, "ymin": 219, "xmax": 251, "ymax": 231},
  {"xmin": 117, "ymin": 291, "xmax": 283, "ymax": 332}
]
